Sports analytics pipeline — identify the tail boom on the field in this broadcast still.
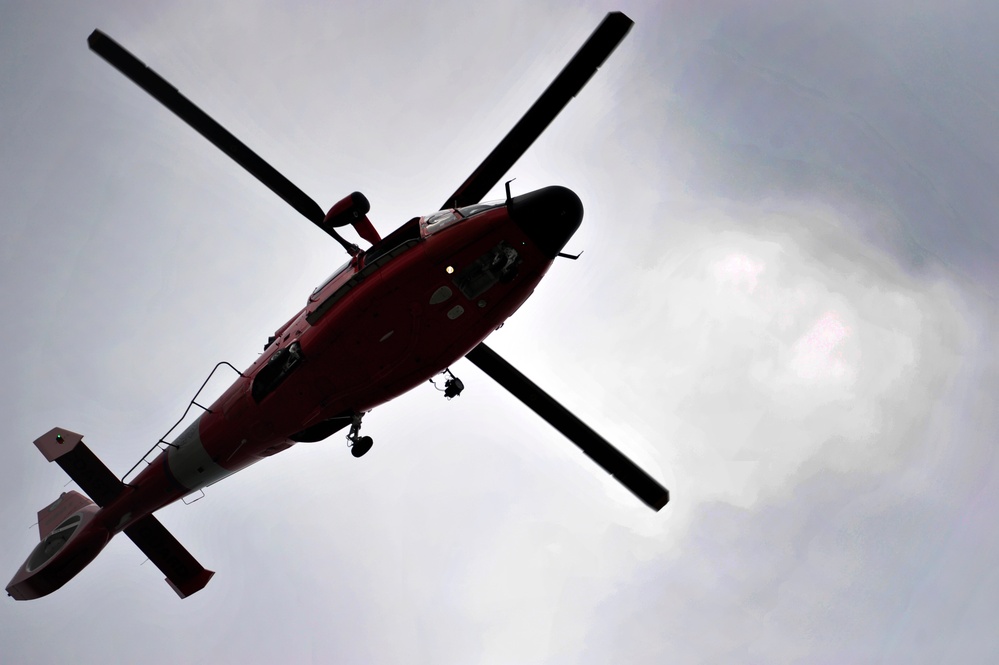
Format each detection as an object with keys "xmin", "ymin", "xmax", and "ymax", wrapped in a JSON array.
[{"xmin": 7, "ymin": 428, "xmax": 214, "ymax": 600}]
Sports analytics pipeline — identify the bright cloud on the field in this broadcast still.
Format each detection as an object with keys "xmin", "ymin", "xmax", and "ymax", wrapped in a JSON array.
[
  {"xmin": 711, "ymin": 252, "xmax": 766, "ymax": 293},
  {"xmin": 554, "ymin": 202, "xmax": 965, "ymax": 517},
  {"xmin": 789, "ymin": 310, "xmax": 851, "ymax": 380}
]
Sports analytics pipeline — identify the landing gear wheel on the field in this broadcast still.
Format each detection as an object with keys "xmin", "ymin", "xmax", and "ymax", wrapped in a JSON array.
[
  {"xmin": 350, "ymin": 436, "xmax": 373, "ymax": 458},
  {"xmin": 346, "ymin": 414, "xmax": 373, "ymax": 458}
]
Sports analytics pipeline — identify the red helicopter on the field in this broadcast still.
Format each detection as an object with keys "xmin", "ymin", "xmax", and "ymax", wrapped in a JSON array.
[{"xmin": 7, "ymin": 11, "xmax": 668, "ymax": 601}]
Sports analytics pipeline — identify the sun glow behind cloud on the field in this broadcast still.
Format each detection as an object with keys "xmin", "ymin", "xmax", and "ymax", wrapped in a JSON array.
[
  {"xmin": 790, "ymin": 310, "xmax": 851, "ymax": 380},
  {"xmin": 557, "ymin": 200, "xmax": 961, "ymax": 521},
  {"xmin": 480, "ymin": 186, "xmax": 977, "ymax": 660},
  {"xmin": 711, "ymin": 252, "xmax": 766, "ymax": 293}
]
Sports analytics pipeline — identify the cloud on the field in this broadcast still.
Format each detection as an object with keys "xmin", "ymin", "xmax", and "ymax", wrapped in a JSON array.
[
  {"xmin": 2, "ymin": 2, "xmax": 997, "ymax": 663},
  {"xmin": 471, "ymin": 182, "xmax": 990, "ymax": 661},
  {"xmin": 632, "ymin": 0, "xmax": 999, "ymax": 293}
]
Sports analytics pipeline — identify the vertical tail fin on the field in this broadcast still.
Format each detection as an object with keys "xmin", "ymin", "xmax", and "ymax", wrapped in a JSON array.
[
  {"xmin": 7, "ymin": 492, "xmax": 108, "ymax": 600},
  {"xmin": 36, "ymin": 491, "xmax": 93, "ymax": 540}
]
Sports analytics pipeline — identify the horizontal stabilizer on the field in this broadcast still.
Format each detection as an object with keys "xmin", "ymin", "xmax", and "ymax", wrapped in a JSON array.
[
  {"xmin": 124, "ymin": 515, "xmax": 214, "ymax": 598},
  {"xmin": 34, "ymin": 428, "xmax": 124, "ymax": 507}
]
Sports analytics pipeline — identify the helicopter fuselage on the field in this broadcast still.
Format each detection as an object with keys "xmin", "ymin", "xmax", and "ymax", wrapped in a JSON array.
[
  {"xmin": 8, "ymin": 12, "xmax": 669, "ymax": 603},
  {"xmin": 109, "ymin": 186, "xmax": 582, "ymax": 532}
]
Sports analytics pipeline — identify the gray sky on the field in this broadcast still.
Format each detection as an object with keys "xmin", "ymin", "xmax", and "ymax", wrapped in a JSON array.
[{"xmin": 2, "ymin": 1, "xmax": 997, "ymax": 663}]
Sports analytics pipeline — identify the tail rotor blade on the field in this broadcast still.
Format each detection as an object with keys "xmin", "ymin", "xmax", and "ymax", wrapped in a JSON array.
[
  {"xmin": 465, "ymin": 343, "xmax": 669, "ymax": 511},
  {"xmin": 440, "ymin": 12, "xmax": 633, "ymax": 210}
]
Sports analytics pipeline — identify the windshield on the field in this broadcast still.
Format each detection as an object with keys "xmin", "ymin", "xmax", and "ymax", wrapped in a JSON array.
[
  {"xmin": 457, "ymin": 199, "xmax": 505, "ymax": 218},
  {"xmin": 423, "ymin": 199, "xmax": 505, "ymax": 236},
  {"xmin": 424, "ymin": 209, "xmax": 460, "ymax": 234}
]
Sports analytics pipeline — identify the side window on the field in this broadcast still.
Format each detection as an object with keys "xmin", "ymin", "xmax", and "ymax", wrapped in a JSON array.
[
  {"xmin": 251, "ymin": 342, "xmax": 304, "ymax": 402},
  {"xmin": 453, "ymin": 242, "xmax": 521, "ymax": 299}
]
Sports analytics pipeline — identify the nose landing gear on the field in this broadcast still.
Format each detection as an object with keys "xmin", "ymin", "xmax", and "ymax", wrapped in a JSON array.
[
  {"xmin": 346, "ymin": 414, "xmax": 373, "ymax": 458},
  {"xmin": 429, "ymin": 368, "xmax": 464, "ymax": 400}
]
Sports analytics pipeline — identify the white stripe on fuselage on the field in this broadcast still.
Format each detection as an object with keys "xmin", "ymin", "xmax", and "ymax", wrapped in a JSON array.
[{"xmin": 166, "ymin": 416, "xmax": 234, "ymax": 491}]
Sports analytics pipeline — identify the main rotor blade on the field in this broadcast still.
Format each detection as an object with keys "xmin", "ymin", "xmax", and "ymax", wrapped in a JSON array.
[
  {"xmin": 440, "ymin": 12, "xmax": 633, "ymax": 210},
  {"xmin": 88, "ymin": 30, "xmax": 346, "ymax": 242},
  {"xmin": 465, "ymin": 343, "xmax": 669, "ymax": 511}
]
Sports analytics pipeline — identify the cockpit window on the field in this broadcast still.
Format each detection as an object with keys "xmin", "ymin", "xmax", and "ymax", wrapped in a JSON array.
[
  {"xmin": 424, "ymin": 209, "xmax": 460, "ymax": 234},
  {"xmin": 305, "ymin": 218, "xmax": 422, "ymax": 326},
  {"xmin": 424, "ymin": 199, "xmax": 505, "ymax": 236},
  {"xmin": 363, "ymin": 217, "xmax": 421, "ymax": 266},
  {"xmin": 457, "ymin": 199, "xmax": 505, "ymax": 218},
  {"xmin": 309, "ymin": 258, "xmax": 355, "ymax": 301}
]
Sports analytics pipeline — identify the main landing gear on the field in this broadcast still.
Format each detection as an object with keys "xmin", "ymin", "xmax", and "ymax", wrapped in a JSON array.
[{"xmin": 347, "ymin": 414, "xmax": 373, "ymax": 458}]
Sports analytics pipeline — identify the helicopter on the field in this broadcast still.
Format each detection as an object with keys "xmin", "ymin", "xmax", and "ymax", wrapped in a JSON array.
[{"xmin": 7, "ymin": 11, "xmax": 668, "ymax": 601}]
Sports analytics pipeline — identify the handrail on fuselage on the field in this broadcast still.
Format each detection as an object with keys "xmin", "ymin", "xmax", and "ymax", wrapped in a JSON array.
[{"xmin": 120, "ymin": 361, "xmax": 245, "ymax": 486}]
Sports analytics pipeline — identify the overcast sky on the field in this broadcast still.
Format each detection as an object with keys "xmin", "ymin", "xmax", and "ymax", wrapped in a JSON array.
[{"xmin": 2, "ymin": 1, "xmax": 997, "ymax": 663}]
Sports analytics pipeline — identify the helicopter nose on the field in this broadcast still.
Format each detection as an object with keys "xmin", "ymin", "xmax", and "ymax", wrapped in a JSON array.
[{"xmin": 507, "ymin": 186, "xmax": 583, "ymax": 258}]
